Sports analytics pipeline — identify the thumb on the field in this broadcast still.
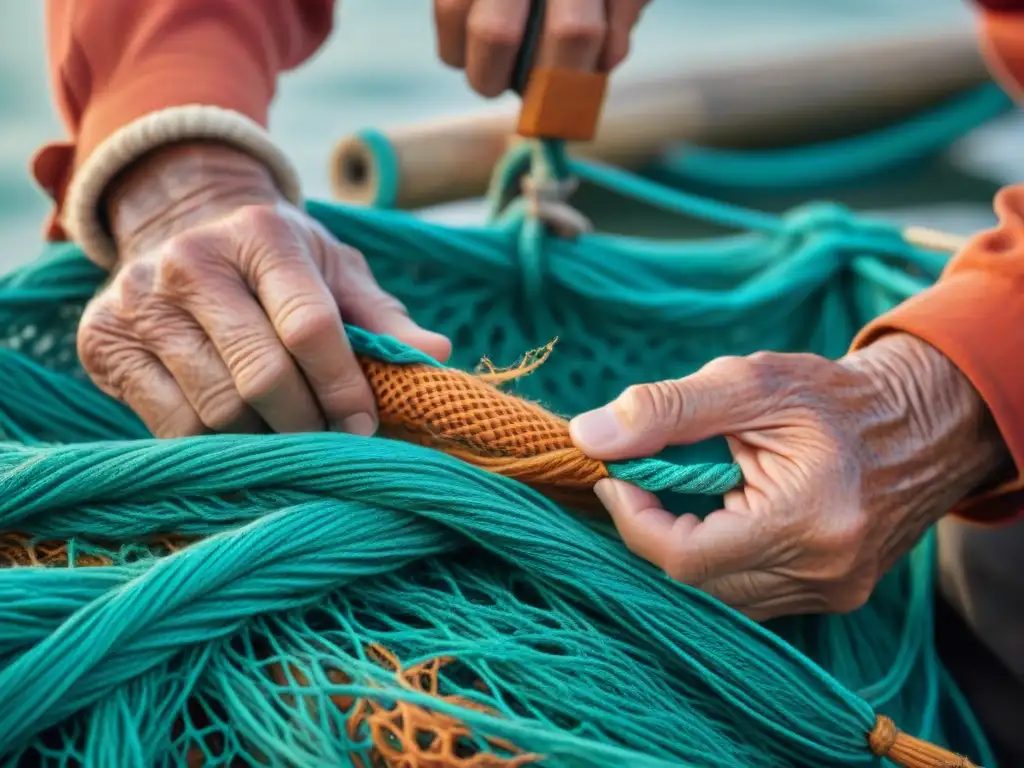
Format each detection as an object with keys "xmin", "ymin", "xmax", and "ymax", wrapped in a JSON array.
[{"xmin": 569, "ymin": 356, "xmax": 770, "ymax": 460}]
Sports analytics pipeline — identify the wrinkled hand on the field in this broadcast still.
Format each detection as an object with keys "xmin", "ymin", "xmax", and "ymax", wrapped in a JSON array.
[
  {"xmin": 79, "ymin": 143, "xmax": 450, "ymax": 438},
  {"xmin": 569, "ymin": 335, "xmax": 1011, "ymax": 621},
  {"xmin": 434, "ymin": 0, "xmax": 650, "ymax": 97}
]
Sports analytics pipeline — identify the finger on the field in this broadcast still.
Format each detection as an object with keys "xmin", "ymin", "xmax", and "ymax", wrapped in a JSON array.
[
  {"xmin": 594, "ymin": 479, "xmax": 679, "ymax": 565},
  {"xmin": 137, "ymin": 308, "xmax": 265, "ymax": 433},
  {"xmin": 237, "ymin": 210, "xmax": 380, "ymax": 434},
  {"xmin": 466, "ymin": 0, "xmax": 530, "ymax": 97},
  {"xmin": 569, "ymin": 355, "xmax": 788, "ymax": 460},
  {"xmin": 187, "ymin": 280, "xmax": 329, "ymax": 434},
  {"xmin": 434, "ymin": 0, "xmax": 474, "ymax": 68},
  {"xmin": 599, "ymin": 0, "xmax": 648, "ymax": 71},
  {"xmin": 595, "ymin": 478, "xmax": 767, "ymax": 583},
  {"xmin": 113, "ymin": 350, "xmax": 206, "ymax": 438},
  {"xmin": 77, "ymin": 297, "xmax": 205, "ymax": 438},
  {"xmin": 158, "ymin": 228, "xmax": 329, "ymax": 434},
  {"xmin": 538, "ymin": 0, "xmax": 607, "ymax": 70},
  {"xmin": 320, "ymin": 240, "xmax": 452, "ymax": 364}
]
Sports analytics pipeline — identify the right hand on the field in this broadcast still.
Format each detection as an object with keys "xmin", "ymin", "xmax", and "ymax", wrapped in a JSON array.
[
  {"xmin": 434, "ymin": 0, "xmax": 650, "ymax": 97},
  {"xmin": 78, "ymin": 142, "xmax": 451, "ymax": 438},
  {"xmin": 569, "ymin": 335, "xmax": 1011, "ymax": 621}
]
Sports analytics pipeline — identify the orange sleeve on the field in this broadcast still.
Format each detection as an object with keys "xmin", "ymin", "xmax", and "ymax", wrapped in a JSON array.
[
  {"xmin": 851, "ymin": 7, "xmax": 1024, "ymax": 524},
  {"xmin": 33, "ymin": 0, "xmax": 335, "ymax": 237}
]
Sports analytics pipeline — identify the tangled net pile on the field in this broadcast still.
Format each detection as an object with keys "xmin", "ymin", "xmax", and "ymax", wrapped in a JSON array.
[{"xmin": 0, "ymin": 84, "xmax": 1012, "ymax": 767}]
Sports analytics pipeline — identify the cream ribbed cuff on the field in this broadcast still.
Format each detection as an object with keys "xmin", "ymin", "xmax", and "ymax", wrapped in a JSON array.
[{"xmin": 61, "ymin": 105, "xmax": 304, "ymax": 269}]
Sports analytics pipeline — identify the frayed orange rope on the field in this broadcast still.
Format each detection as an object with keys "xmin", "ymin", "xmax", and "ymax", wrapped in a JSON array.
[
  {"xmin": 474, "ymin": 339, "xmax": 557, "ymax": 385},
  {"xmin": 358, "ymin": 340, "xmax": 610, "ymax": 510},
  {"xmin": 869, "ymin": 715, "xmax": 980, "ymax": 767}
]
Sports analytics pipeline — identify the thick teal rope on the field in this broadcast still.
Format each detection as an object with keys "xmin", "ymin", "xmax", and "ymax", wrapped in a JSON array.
[
  {"xmin": 351, "ymin": 83, "xmax": 1012, "ymax": 211},
  {"xmin": 656, "ymin": 83, "xmax": 1013, "ymax": 191}
]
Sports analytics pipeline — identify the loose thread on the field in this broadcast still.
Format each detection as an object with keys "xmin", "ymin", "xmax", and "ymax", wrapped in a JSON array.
[{"xmin": 476, "ymin": 338, "xmax": 559, "ymax": 385}]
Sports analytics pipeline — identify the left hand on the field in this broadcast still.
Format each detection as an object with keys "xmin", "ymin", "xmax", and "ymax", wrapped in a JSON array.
[
  {"xmin": 568, "ymin": 334, "xmax": 1011, "ymax": 621},
  {"xmin": 433, "ymin": 0, "xmax": 650, "ymax": 97}
]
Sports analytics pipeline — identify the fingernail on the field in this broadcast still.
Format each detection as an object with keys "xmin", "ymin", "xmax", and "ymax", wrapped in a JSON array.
[
  {"xmin": 333, "ymin": 413, "xmax": 377, "ymax": 437},
  {"xmin": 569, "ymin": 407, "xmax": 624, "ymax": 450},
  {"xmin": 593, "ymin": 478, "xmax": 622, "ymax": 511}
]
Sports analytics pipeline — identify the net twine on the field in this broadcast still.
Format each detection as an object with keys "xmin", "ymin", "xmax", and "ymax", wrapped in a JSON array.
[{"xmin": 259, "ymin": 646, "xmax": 539, "ymax": 768}]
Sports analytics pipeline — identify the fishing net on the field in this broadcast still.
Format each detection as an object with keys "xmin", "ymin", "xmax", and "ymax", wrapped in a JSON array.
[{"xmin": 0, "ymin": 85, "xmax": 1010, "ymax": 767}]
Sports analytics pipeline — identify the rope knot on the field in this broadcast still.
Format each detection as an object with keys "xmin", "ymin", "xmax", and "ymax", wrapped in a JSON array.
[
  {"xmin": 779, "ymin": 201, "xmax": 901, "ymax": 248},
  {"xmin": 780, "ymin": 202, "xmax": 858, "ymax": 240},
  {"xmin": 868, "ymin": 715, "xmax": 898, "ymax": 757},
  {"xmin": 520, "ymin": 175, "xmax": 593, "ymax": 240}
]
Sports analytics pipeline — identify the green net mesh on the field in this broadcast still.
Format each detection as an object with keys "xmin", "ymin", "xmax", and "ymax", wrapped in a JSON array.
[{"xmin": 0, "ymin": 127, "xmax": 1002, "ymax": 767}]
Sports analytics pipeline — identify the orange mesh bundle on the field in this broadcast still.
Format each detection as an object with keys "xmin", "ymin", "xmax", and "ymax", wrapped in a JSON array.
[{"xmin": 359, "ymin": 343, "xmax": 609, "ymax": 509}]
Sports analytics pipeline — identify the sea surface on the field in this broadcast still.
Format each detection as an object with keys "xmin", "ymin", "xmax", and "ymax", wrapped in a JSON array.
[{"xmin": 0, "ymin": 0, "xmax": 1018, "ymax": 270}]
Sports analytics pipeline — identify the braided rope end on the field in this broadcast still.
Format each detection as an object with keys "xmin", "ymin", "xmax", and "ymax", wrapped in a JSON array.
[{"xmin": 869, "ymin": 715, "xmax": 980, "ymax": 768}]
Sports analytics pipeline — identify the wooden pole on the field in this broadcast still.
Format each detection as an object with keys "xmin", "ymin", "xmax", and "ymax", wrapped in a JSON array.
[{"xmin": 330, "ymin": 28, "xmax": 992, "ymax": 209}]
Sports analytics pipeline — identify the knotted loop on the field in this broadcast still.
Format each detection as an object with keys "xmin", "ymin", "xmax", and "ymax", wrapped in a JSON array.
[
  {"xmin": 520, "ymin": 175, "xmax": 593, "ymax": 240},
  {"xmin": 515, "ymin": 138, "xmax": 594, "ymax": 314},
  {"xmin": 778, "ymin": 202, "xmax": 900, "ymax": 249}
]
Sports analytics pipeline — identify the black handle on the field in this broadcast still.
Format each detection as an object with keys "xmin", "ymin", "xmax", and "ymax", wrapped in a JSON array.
[{"xmin": 510, "ymin": 0, "xmax": 546, "ymax": 96}]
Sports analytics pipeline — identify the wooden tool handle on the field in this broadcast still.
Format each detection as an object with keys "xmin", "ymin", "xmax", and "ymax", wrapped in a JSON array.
[{"xmin": 330, "ymin": 28, "xmax": 993, "ymax": 209}]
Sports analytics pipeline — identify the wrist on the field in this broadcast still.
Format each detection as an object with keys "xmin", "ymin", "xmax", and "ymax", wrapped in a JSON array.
[
  {"xmin": 848, "ymin": 333, "xmax": 1012, "ymax": 502},
  {"xmin": 106, "ymin": 142, "xmax": 282, "ymax": 262}
]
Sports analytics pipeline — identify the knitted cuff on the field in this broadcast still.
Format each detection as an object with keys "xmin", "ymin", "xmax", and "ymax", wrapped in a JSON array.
[{"xmin": 61, "ymin": 105, "xmax": 303, "ymax": 269}]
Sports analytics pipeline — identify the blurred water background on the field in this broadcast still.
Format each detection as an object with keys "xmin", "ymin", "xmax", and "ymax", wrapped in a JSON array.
[{"xmin": 1, "ymin": 0, "xmax": 1019, "ymax": 270}]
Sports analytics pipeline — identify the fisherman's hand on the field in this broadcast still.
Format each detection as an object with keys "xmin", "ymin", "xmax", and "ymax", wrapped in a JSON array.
[
  {"xmin": 78, "ymin": 142, "xmax": 451, "ymax": 438},
  {"xmin": 569, "ymin": 334, "xmax": 1011, "ymax": 621},
  {"xmin": 434, "ymin": 0, "xmax": 650, "ymax": 97}
]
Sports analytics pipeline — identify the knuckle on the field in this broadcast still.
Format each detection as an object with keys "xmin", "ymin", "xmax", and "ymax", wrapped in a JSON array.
[
  {"xmin": 321, "ymin": 368, "xmax": 375, "ymax": 412},
  {"xmin": 331, "ymin": 241, "xmax": 370, "ymax": 272},
  {"xmin": 76, "ymin": 305, "xmax": 131, "ymax": 392},
  {"xmin": 275, "ymin": 301, "xmax": 341, "ymax": 353},
  {"xmin": 150, "ymin": 405, "xmax": 205, "ymax": 439},
  {"xmin": 620, "ymin": 380, "xmax": 686, "ymax": 431},
  {"xmin": 320, "ymin": 243, "xmax": 375, "ymax": 293},
  {"xmin": 701, "ymin": 354, "xmax": 748, "ymax": 381},
  {"xmin": 549, "ymin": 17, "xmax": 607, "ymax": 47},
  {"xmin": 738, "ymin": 352, "xmax": 786, "ymax": 396},
  {"xmin": 232, "ymin": 203, "xmax": 283, "ymax": 235},
  {"xmin": 197, "ymin": 391, "xmax": 250, "ymax": 433},
  {"xmin": 116, "ymin": 260, "xmax": 157, "ymax": 303},
  {"xmin": 234, "ymin": 349, "xmax": 293, "ymax": 405},
  {"xmin": 467, "ymin": 17, "xmax": 520, "ymax": 50},
  {"xmin": 159, "ymin": 237, "xmax": 214, "ymax": 292}
]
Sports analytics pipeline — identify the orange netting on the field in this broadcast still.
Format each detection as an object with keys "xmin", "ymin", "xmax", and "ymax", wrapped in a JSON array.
[
  {"xmin": 360, "ymin": 343, "xmax": 609, "ymax": 510},
  {"xmin": 258, "ymin": 645, "xmax": 539, "ymax": 768}
]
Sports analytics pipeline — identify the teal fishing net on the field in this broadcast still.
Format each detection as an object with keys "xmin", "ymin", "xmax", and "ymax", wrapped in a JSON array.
[{"xmin": 0, "ymin": 86, "xmax": 1009, "ymax": 767}]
